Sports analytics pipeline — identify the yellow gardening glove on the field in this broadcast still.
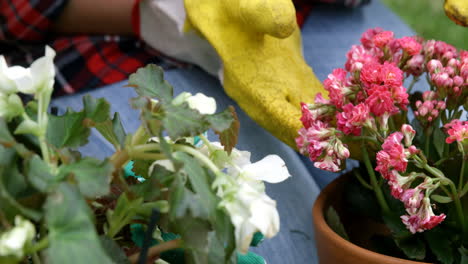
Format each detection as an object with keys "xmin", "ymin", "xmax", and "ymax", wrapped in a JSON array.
[
  {"xmin": 184, "ymin": 0, "xmax": 326, "ymax": 148},
  {"xmin": 444, "ymin": 0, "xmax": 468, "ymax": 26}
]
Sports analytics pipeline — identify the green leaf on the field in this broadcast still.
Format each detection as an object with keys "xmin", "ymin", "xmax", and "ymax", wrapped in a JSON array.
[
  {"xmin": 424, "ymin": 228, "xmax": 454, "ymax": 264},
  {"xmin": 395, "ymin": 236, "xmax": 426, "ymax": 260},
  {"xmin": 130, "ymin": 159, "xmax": 153, "ymax": 179},
  {"xmin": 170, "ymin": 216, "xmax": 211, "ymax": 264},
  {"xmin": 45, "ymin": 183, "xmax": 113, "ymax": 264},
  {"xmin": 211, "ymin": 106, "xmax": 239, "ymax": 154},
  {"xmin": 128, "ymin": 64, "xmax": 173, "ymax": 102},
  {"xmin": 206, "ymin": 107, "xmax": 235, "ymax": 132},
  {"xmin": 433, "ymin": 126, "xmax": 446, "ymax": 159},
  {"xmin": 162, "ymin": 103, "xmax": 209, "ymax": 139},
  {"xmin": 106, "ymin": 193, "xmax": 143, "ymax": 238},
  {"xmin": 83, "ymin": 95, "xmax": 111, "ymax": 123},
  {"xmin": 131, "ymin": 165, "xmax": 175, "ymax": 201},
  {"xmin": 325, "ymin": 206, "xmax": 349, "ymax": 241},
  {"xmin": 47, "ymin": 109, "xmax": 90, "ymax": 148},
  {"xmin": 27, "ymin": 155, "xmax": 57, "ymax": 192},
  {"xmin": 99, "ymin": 236, "xmax": 130, "ymax": 264},
  {"xmin": 431, "ymin": 194, "xmax": 453, "ymax": 203},
  {"xmin": 95, "ymin": 113, "xmax": 126, "ymax": 150},
  {"xmin": 169, "ymin": 180, "xmax": 209, "ymax": 220},
  {"xmin": 459, "ymin": 246, "xmax": 468, "ymax": 264},
  {"xmin": 382, "ymin": 213, "xmax": 412, "ymax": 239},
  {"xmin": 58, "ymin": 158, "xmax": 113, "ymax": 198},
  {"xmin": 4, "ymin": 162, "xmax": 28, "ymax": 198},
  {"xmin": 0, "ymin": 118, "xmax": 14, "ymax": 145},
  {"xmin": 173, "ymin": 152, "xmax": 218, "ymax": 217}
]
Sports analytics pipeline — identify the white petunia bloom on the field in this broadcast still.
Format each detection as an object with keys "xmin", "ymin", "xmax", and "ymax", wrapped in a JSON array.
[
  {"xmin": 4, "ymin": 46, "xmax": 56, "ymax": 95},
  {"xmin": 0, "ymin": 216, "xmax": 36, "ymax": 259},
  {"xmin": 200, "ymin": 142, "xmax": 291, "ymax": 253},
  {"xmin": 0, "ymin": 56, "xmax": 18, "ymax": 94}
]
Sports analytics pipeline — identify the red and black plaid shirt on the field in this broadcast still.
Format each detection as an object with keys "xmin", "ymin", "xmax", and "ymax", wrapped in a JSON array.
[{"xmin": 0, "ymin": 0, "xmax": 368, "ymax": 96}]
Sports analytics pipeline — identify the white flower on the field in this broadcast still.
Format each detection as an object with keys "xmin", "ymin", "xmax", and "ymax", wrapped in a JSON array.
[
  {"xmin": 200, "ymin": 142, "xmax": 291, "ymax": 253},
  {"xmin": 3, "ymin": 46, "xmax": 56, "ymax": 95},
  {"xmin": 186, "ymin": 93, "xmax": 216, "ymax": 115},
  {"xmin": 0, "ymin": 93, "xmax": 24, "ymax": 120},
  {"xmin": 0, "ymin": 216, "xmax": 36, "ymax": 259},
  {"xmin": 173, "ymin": 92, "xmax": 217, "ymax": 115},
  {"xmin": 0, "ymin": 56, "xmax": 18, "ymax": 94}
]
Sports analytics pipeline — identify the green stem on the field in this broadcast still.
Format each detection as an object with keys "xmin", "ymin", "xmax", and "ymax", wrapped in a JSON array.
[
  {"xmin": 32, "ymin": 252, "xmax": 42, "ymax": 264},
  {"xmin": 424, "ymin": 127, "xmax": 432, "ymax": 161},
  {"xmin": 174, "ymin": 144, "xmax": 219, "ymax": 174},
  {"xmin": 129, "ymin": 152, "xmax": 165, "ymax": 161},
  {"xmin": 353, "ymin": 170, "xmax": 373, "ymax": 190},
  {"xmin": 361, "ymin": 143, "xmax": 390, "ymax": 214},
  {"xmin": 459, "ymin": 153, "xmax": 466, "ymax": 192},
  {"xmin": 37, "ymin": 92, "xmax": 51, "ymax": 164},
  {"xmin": 27, "ymin": 236, "xmax": 49, "ymax": 254},
  {"xmin": 448, "ymin": 181, "xmax": 466, "ymax": 235},
  {"xmin": 129, "ymin": 143, "xmax": 161, "ymax": 154},
  {"xmin": 199, "ymin": 134, "xmax": 213, "ymax": 152},
  {"xmin": 131, "ymin": 126, "xmax": 148, "ymax": 146}
]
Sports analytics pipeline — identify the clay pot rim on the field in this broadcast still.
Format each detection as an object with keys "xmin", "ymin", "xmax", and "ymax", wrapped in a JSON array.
[{"xmin": 312, "ymin": 174, "xmax": 430, "ymax": 264}]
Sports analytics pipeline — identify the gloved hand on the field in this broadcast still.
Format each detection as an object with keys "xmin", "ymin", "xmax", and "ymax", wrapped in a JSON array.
[
  {"xmin": 134, "ymin": 0, "xmax": 326, "ymax": 149},
  {"xmin": 444, "ymin": 0, "xmax": 468, "ymax": 26}
]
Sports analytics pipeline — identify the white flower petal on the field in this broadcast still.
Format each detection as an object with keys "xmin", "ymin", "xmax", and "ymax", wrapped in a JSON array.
[
  {"xmin": 186, "ymin": 93, "xmax": 216, "ymax": 114},
  {"xmin": 243, "ymin": 155, "xmax": 291, "ymax": 183}
]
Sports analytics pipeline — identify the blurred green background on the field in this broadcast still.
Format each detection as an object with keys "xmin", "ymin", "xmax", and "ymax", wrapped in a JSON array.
[{"xmin": 381, "ymin": 0, "xmax": 468, "ymax": 50}]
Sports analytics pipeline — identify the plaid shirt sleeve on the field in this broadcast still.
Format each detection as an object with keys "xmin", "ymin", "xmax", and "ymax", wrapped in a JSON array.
[{"xmin": 0, "ymin": 0, "xmax": 69, "ymax": 42}]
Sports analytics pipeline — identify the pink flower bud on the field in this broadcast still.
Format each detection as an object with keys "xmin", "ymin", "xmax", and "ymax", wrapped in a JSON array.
[
  {"xmin": 431, "ymin": 109, "xmax": 439, "ymax": 117},
  {"xmin": 427, "ymin": 59, "xmax": 442, "ymax": 73},
  {"xmin": 453, "ymin": 76, "xmax": 464, "ymax": 87},
  {"xmin": 436, "ymin": 101, "xmax": 446, "ymax": 110},
  {"xmin": 408, "ymin": 145, "xmax": 419, "ymax": 155},
  {"xmin": 447, "ymin": 58, "xmax": 460, "ymax": 68},
  {"xmin": 432, "ymin": 72, "xmax": 451, "ymax": 87},
  {"xmin": 443, "ymin": 66, "xmax": 455, "ymax": 76},
  {"xmin": 453, "ymin": 86, "xmax": 461, "ymax": 95},
  {"xmin": 415, "ymin": 100, "xmax": 422, "ymax": 108},
  {"xmin": 401, "ymin": 124, "xmax": 416, "ymax": 146},
  {"xmin": 422, "ymin": 91, "xmax": 438, "ymax": 101}
]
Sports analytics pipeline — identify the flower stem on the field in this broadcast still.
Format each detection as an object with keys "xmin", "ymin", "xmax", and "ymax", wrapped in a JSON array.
[
  {"xmin": 448, "ymin": 181, "xmax": 466, "ymax": 235},
  {"xmin": 361, "ymin": 143, "xmax": 390, "ymax": 214},
  {"xmin": 27, "ymin": 236, "xmax": 49, "ymax": 254},
  {"xmin": 174, "ymin": 144, "xmax": 219, "ymax": 173},
  {"xmin": 37, "ymin": 92, "xmax": 51, "ymax": 164},
  {"xmin": 353, "ymin": 170, "xmax": 373, "ymax": 190},
  {"xmin": 459, "ymin": 152, "xmax": 466, "ymax": 192},
  {"xmin": 129, "ymin": 143, "xmax": 161, "ymax": 154}
]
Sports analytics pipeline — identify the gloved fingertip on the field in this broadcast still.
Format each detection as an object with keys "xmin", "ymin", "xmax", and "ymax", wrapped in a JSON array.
[{"xmin": 250, "ymin": 232, "xmax": 264, "ymax": 247}]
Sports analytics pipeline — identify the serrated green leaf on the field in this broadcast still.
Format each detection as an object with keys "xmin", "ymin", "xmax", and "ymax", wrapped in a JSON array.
[
  {"xmin": 45, "ymin": 183, "xmax": 113, "ymax": 264},
  {"xmin": 128, "ymin": 64, "xmax": 173, "ymax": 102},
  {"xmin": 206, "ymin": 107, "xmax": 234, "ymax": 132},
  {"xmin": 83, "ymin": 95, "xmax": 111, "ymax": 123},
  {"xmin": 214, "ymin": 106, "xmax": 239, "ymax": 154},
  {"xmin": 169, "ymin": 180, "xmax": 209, "ymax": 220},
  {"xmin": 433, "ymin": 127, "xmax": 446, "ymax": 159},
  {"xmin": 424, "ymin": 228, "xmax": 454, "ymax": 264},
  {"xmin": 170, "ymin": 216, "xmax": 211, "ymax": 264},
  {"xmin": 46, "ymin": 109, "xmax": 90, "ymax": 148},
  {"xmin": 106, "ymin": 193, "xmax": 143, "ymax": 238},
  {"xmin": 0, "ymin": 118, "xmax": 14, "ymax": 145},
  {"xmin": 95, "ymin": 112, "xmax": 126, "ymax": 150},
  {"xmin": 325, "ymin": 206, "xmax": 349, "ymax": 241},
  {"xmin": 174, "ymin": 152, "xmax": 218, "ymax": 217},
  {"xmin": 59, "ymin": 158, "xmax": 113, "ymax": 198},
  {"xmin": 395, "ymin": 236, "xmax": 426, "ymax": 260},
  {"xmin": 162, "ymin": 103, "xmax": 209, "ymax": 139},
  {"xmin": 27, "ymin": 155, "xmax": 57, "ymax": 192},
  {"xmin": 99, "ymin": 236, "xmax": 130, "ymax": 264},
  {"xmin": 131, "ymin": 164, "xmax": 175, "ymax": 201},
  {"xmin": 131, "ymin": 159, "xmax": 153, "ymax": 179}
]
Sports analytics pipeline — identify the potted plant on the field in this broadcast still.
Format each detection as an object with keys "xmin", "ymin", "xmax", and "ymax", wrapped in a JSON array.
[
  {"xmin": 0, "ymin": 48, "xmax": 291, "ymax": 263},
  {"xmin": 298, "ymin": 28, "xmax": 468, "ymax": 263}
]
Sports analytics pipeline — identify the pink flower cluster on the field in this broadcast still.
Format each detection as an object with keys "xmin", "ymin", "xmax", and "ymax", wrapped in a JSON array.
[
  {"xmin": 414, "ymin": 91, "xmax": 446, "ymax": 123},
  {"xmin": 444, "ymin": 119, "xmax": 468, "ymax": 151},
  {"xmin": 375, "ymin": 126, "xmax": 446, "ymax": 233}
]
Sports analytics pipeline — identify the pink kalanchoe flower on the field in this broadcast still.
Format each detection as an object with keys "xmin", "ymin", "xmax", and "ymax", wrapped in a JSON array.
[
  {"xmin": 345, "ymin": 45, "xmax": 380, "ymax": 72},
  {"xmin": 414, "ymin": 92, "xmax": 446, "ymax": 124},
  {"xmin": 336, "ymin": 103, "xmax": 371, "ymax": 136},
  {"xmin": 380, "ymin": 62, "xmax": 404, "ymax": 87},
  {"xmin": 360, "ymin": 27, "xmax": 384, "ymax": 49},
  {"xmin": 360, "ymin": 62, "xmax": 382, "ymax": 88},
  {"xmin": 401, "ymin": 124, "xmax": 416, "ymax": 147},
  {"xmin": 372, "ymin": 31, "xmax": 394, "ymax": 47},
  {"xmin": 444, "ymin": 119, "xmax": 468, "ymax": 144},
  {"xmin": 400, "ymin": 188, "xmax": 424, "ymax": 214},
  {"xmin": 390, "ymin": 85, "xmax": 410, "ymax": 110},
  {"xmin": 380, "ymin": 132, "xmax": 408, "ymax": 172},
  {"xmin": 314, "ymin": 140, "xmax": 350, "ymax": 172},
  {"xmin": 386, "ymin": 170, "xmax": 415, "ymax": 199},
  {"xmin": 398, "ymin": 36, "xmax": 422, "ymax": 56},
  {"xmin": 401, "ymin": 197, "xmax": 446, "ymax": 234},
  {"xmin": 406, "ymin": 54, "xmax": 424, "ymax": 76},
  {"xmin": 323, "ymin": 68, "xmax": 351, "ymax": 109},
  {"xmin": 300, "ymin": 103, "xmax": 315, "ymax": 129},
  {"xmin": 432, "ymin": 72, "xmax": 452, "ymax": 88},
  {"xmin": 365, "ymin": 85, "xmax": 398, "ymax": 116}
]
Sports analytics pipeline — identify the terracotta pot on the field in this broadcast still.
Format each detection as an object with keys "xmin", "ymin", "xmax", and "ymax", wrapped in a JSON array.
[{"xmin": 312, "ymin": 174, "xmax": 430, "ymax": 264}]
